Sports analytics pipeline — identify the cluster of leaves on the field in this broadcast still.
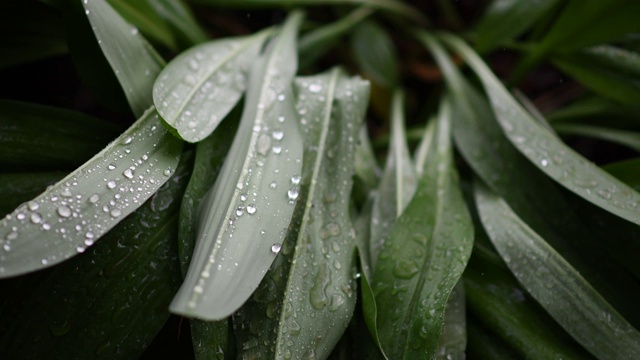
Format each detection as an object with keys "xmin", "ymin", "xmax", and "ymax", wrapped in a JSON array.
[{"xmin": 1, "ymin": 0, "xmax": 640, "ymax": 358}]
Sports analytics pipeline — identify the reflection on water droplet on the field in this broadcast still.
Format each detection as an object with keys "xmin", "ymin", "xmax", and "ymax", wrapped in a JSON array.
[
  {"xmin": 272, "ymin": 146, "xmax": 282, "ymax": 154},
  {"xmin": 540, "ymin": 159, "xmax": 549, "ymax": 167},
  {"xmin": 41, "ymin": 258, "xmax": 48, "ymax": 265},
  {"xmin": 271, "ymin": 243, "xmax": 282, "ymax": 254},
  {"xmin": 84, "ymin": 238, "xmax": 94, "ymax": 246},
  {"xmin": 110, "ymin": 209, "xmax": 122, "ymax": 218},
  {"xmin": 123, "ymin": 168, "xmax": 134, "ymax": 179},
  {"xmin": 76, "ymin": 246, "xmax": 85, "ymax": 253},
  {"xmin": 30, "ymin": 213, "xmax": 42, "ymax": 224},
  {"xmin": 57, "ymin": 205, "xmax": 71, "ymax": 218},
  {"xmin": 107, "ymin": 180, "xmax": 117, "ymax": 189},
  {"xmin": 16, "ymin": 213, "xmax": 25, "ymax": 221},
  {"xmin": 272, "ymin": 130, "xmax": 284, "ymax": 140},
  {"xmin": 270, "ymin": 181, "xmax": 277, "ymax": 189},
  {"xmin": 246, "ymin": 204, "xmax": 257, "ymax": 214},
  {"xmin": 290, "ymin": 175, "xmax": 301, "ymax": 185},
  {"xmin": 287, "ymin": 188, "xmax": 299, "ymax": 201},
  {"xmin": 236, "ymin": 206, "xmax": 245, "ymax": 217},
  {"xmin": 108, "ymin": 163, "xmax": 116, "ymax": 170},
  {"xmin": 89, "ymin": 194, "xmax": 100, "ymax": 203},
  {"xmin": 121, "ymin": 136, "xmax": 133, "ymax": 145},
  {"xmin": 164, "ymin": 169, "xmax": 172, "ymax": 177},
  {"xmin": 309, "ymin": 83, "xmax": 322, "ymax": 93},
  {"xmin": 28, "ymin": 201, "xmax": 39, "ymax": 211}
]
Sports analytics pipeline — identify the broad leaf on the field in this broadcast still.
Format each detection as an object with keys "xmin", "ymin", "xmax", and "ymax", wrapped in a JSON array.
[
  {"xmin": 0, "ymin": 154, "xmax": 191, "ymax": 359},
  {"xmin": 351, "ymin": 20, "xmax": 399, "ymax": 89},
  {"xmin": 474, "ymin": 0, "xmax": 560, "ymax": 53},
  {"xmin": 372, "ymin": 98, "xmax": 473, "ymax": 358},
  {"xmin": 475, "ymin": 182, "xmax": 640, "ymax": 360},
  {"xmin": 0, "ymin": 100, "xmax": 121, "ymax": 172},
  {"xmin": 0, "ymin": 108, "xmax": 183, "ymax": 277},
  {"xmin": 442, "ymin": 33, "xmax": 640, "ymax": 226},
  {"xmin": 171, "ymin": 11, "xmax": 305, "ymax": 320},
  {"xmin": 153, "ymin": 30, "xmax": 271, "ymax": 142},
  {"xmin": 84, "ymin": 0, "xmax": 165, "ymax": 117},
  {"xmin": 370, "ymin": 89, "xmax": 416, "ymax": 269},
  {"xmin": 554, "ymin": 46, "xmax": 640, "ymax": 106}
]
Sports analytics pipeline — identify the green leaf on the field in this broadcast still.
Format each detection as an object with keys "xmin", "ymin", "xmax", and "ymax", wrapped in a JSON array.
[
  {"xmin": 298, "ymin": 6, "xmax": 374, "ymax": 69},
  {"xmin": 0, "ymin": 153, "xmax": 191, "ymax": 359},
  {"xmin": 107, "ymin": 0, "xmax": 177, "ymax": 51},
  {"xmin": 170, "ymin": 11, "xmax": 305, "ymax": 320},
  {"xmin": 147, "ymin": 0, "xmax": 209, "ymax": 48},
  {"xmin": 553, "ymin": 46, "xmax": 640, "ymax": 106},
  {"xmin": 353, "ymin": 124, "xmax": 382, "ymax": 199},
  {"xmin": 466, "ymin": 317, "xmax": 520, "ymax": 360},
  {"xmin": 474, "ymin": 0, "xmax": 560, "ymax": 54},
  {"xmin": 0, "ymin": 1, "xmax": 67, "ymax": 69},
  {"xmin": 153, "ymin": 30, "xmax": 271, "ymax": 142},
  {"xmin": 553, "ymin": 123, "xmax": 640, "ymax": 153},
  {"xmin": 0, "ymin": 108, "xmax": 183, "ymax": 278},
  {"xmin": 372, "ymin": 98, "xmax": 473, "ymax": 358},
  {"xmin": 351, "ymin": 20, "xmax": 399, "ymax": 89},
  {"xmin": 511, "ymin": 0, "xmax": 640, "ymax": 82},
  {"xmin": 422, "ymin": 31, "xmax": 640, "ymax": 327},
  {"xmin": 369, "ymin": 89, "xmax": 416, "ymax": 269},
  {"xmin": 442, "ymin": 33, "xmax": 640, "ymax": 226},
  {"xmin": 0, "ymin": 172, "xmax": 65, "ymax": 217},
  {"xmin": 191, "ymin": 0, "xmax": 426, "ymax": 24},
  {"xmin": 604, "ymin": 158, "xmax": 640, "ymax": 191},
  {"xmin": 234, "ymin": 67, "xmax": 370, "ymax": 360},
  {"xmin": 178, "ymin": 109, "xmax": 240, "ymax": 359},
  {"xmin": 435, "ymin": 282, "xmax": 466, "ymax": 360},
  {"xmin": 474, "ymin": 182, "xmax": 640, "ymax": 360},
  {"xmin": 84, "ymin": 0, "xmax": 165, "ymax": 117},
  {"xmin": 546, "ymin": 95, "xmax": 640, "ymax": 125},
  {"xmin": 0, "ymin": 100, "xmax": 122, "ymax": 172}
]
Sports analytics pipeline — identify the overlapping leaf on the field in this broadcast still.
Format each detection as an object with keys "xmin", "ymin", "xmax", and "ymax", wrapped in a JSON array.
[
  {"xmin": 153, "ymin": 30, "xmax": 271, "ymax": 142},
  {"xmin": 170, "ymin": 11, "xmax": 305, "ymax": 320}
]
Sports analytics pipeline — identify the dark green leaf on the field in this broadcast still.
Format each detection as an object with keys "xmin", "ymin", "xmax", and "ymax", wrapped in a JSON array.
[
  {"xmin": 474, "ymin": 0, "xmax": 560, "ymax": 54},
  {"xmin": 0, "ymin": 100, "xmax": 121, "ymax": 172},
  {"xmin": 107, "ymin": 0, "xmax": 177, "ymax": 51},
  {"xmin": 0, "ymin": 153, "xmax": 191, "ymax": 359},
  {"xmin": 553, "ymin": 123, "xmax": 640, "ymax": 152},
  {"xmin": 0, "ymin": 172, "xmax": 65, "ymax": 217},
  {"xmin": 435, "ymin": 282, "xmax": 466, "ymax": 360},
  {"xmin": 148, "ymin": 0, "xmax": 209, "ymax": 48},
  {"xmin": 351, "ymin": 20, "xmax": 399, "ymax": 89},
  {"xmin": 604, "ymin": 158, "xmax": 640, "ymax": 191}
]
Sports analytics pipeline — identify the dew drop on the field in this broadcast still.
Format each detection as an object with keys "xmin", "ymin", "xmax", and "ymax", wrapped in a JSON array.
[
  {"xmin": 30, "ymin": 213, "xmax": 42, "ymax": 224},
  {"xmin": 187, "ymin": 121, "xmax": 197, "ymax": 129},
  {"xmin": 271, "ymin": 243, "xmax": 282, "ymax": 254},
  {"xmin": 236, "ymin": 206, "xmax": 245, "ymax": 217},
  {"xmin": 6, "ymin": 232, "xmax": 18, "ymax": 241},
  {"xmin": 130, "ymin": 27, "xmax": 138, "ymax": 35},
  {"xmin": 121, "ymin": 136, "xmax": 133, "ymax": 145},
  {"xmin": 309, "ymin": 83, "xmax": 322, "ymax": 93},
  {"xmin": 287, "ymin": 188, "xmax": 299, "ymax": 201},
  {"xmin": 270, "ymin": 181, "xmax": 277, "ymax": 189},
  {"xmin": 84, "ymin": 238, "xmax": 94, "ymax": 246},
  {"xmin": 123, "ymin": 168, "xmax": 134, "ymax": 179},
  {"xmin": 540, "ymin": 159, "xmax": 549, "ymax": 167},
  {"xmin": 107, "ymin": 180, "xmax": 117, "ymax": 189},
  {"xmin": 61, "ymin": 189, "xmax": 73, "ymax": 197},
  {"xmin": 240, "ymin": 194, "xmax": 247, "ymax": 202},
  {"xmin": 108, "ymin": 163, "xmax": 116, "ymax": 170},
  {"xmin": 42, "ymin": 223, "xmax": 51, "ymax": 230},
  {"xmin": 164, "ymin": 169, "xmax": 172, "ymax": 177},
  {"xmin": 272, "ymin": 130, "xmax": 284, "ymax": 141},
  {"xmin": 3, "ymin": 243, "xmax": 11, "ymax": 252},
  {"xmin": 89, "ymin": 194, "xmax": 100, "ymax": 203},
  {"xmin": 28, "ymin": 201, "xmax": 40, "ymax": 211},
  {"xmin": 246, "ymin": 204, "xmax": 257, "ymax": 215},
  {"xmin": 277, "ymin": 94, "xmax": 286, "ymax": 101},
  {"xmin": 278, "ymin": 116, "xmax": 285, "ymax": 123},
  {"xmin": 272, "ymin": 146, "xmax": 282, "ymax": 154},
  {"xmin": 41, "ymin": 258, "xmax": 49, "ymax": 265},
  {"xmin": 110, "ymin": 209, "xmax": 122, "ymax": 218},
  {"xmin": 16, "ymin": 213, "xmax": 26, "ymax": 221},
  {"xmin": 76, "ymin": 246, "xmax": 86, "ymax": 253},
  {"xmin": 290, "ymin": 175, "xmax": 301, "ymax": 185},
  {"xmin": 57, "ymin": 205, "xmax": 72, "ymax": 218}
]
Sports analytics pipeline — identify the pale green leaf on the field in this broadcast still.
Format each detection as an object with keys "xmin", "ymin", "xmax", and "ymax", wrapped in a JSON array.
[
  {"xmin": 370, "ymin": 89, "xmax": 417, "ymax": 269},
  {"xmin": 474, "ymin": 182, "xmax": 640, "ymax": 360},
  {"xmin": 442, "ymin": 33, "xmax": 640, "ymax": 226},
  {"xmin": 84, "ymin": 0, "xmax": 165, "ymax": 117},
  {"xmin": 436, "ymin": 282, "xmax": 466, "ymax": 360},
  {"xmin": 153, "ymin": 30, "xmax": 271, "ymax": 142},
  {"xmin": 373, "ymin": 99, "xmax": 473, "ymax": 358},
  {"xmin": 0, "ymin": 108, "xmax": 183, "ymax": 278},
  {"xmin": 170, "ymin": 11, "xmax": 305, "ymax": 320}
]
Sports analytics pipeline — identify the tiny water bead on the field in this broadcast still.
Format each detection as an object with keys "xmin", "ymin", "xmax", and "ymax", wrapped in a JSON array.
[
  {"xmin": 271, "ymin": 243, "xmax": 282, "ymax": 254},
  {"xmin": 287, "ymin": 188, "xmax": 299, "ymax": 201},
  {"xmin": 107, "ymin": 180, "xmax": 117, "ymax": 189},
  {"xmin": 121, "ymin": 136, "xmax": 133, "ymax": 145},
  {"xmin": 290, "ymin": 175, "xmax": 301, "ymax": 185},
  {"xmin": 57, "ymin": 205, "xmax": 72, "ymax": 218},
  {"xmin": 246, "ymin": 204, "xmax": 257, "ymax": 215},
  {"xmin": 309, "ymin": 83, "xmax": 322, "ymax": 93},
  {"xmin": 30, "ymin": 213, "xmax": 42, "ymax": 224},
  {"xmin": 88, "ymin": 194, "xmax": 100, "ymax": 203},
  {"xmin": 108, "ymin": 163, "xmax": 116, "ymax": 170},
  {"xmin": 27, "ymin": 201, "xmax": 39, "ymax": 211}
]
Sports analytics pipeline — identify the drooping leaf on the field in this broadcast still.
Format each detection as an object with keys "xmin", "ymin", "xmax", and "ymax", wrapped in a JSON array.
[
  {"xmin": 351, "ymin": 20, "xmax": 399, "ymax": 89},
  {"xmin": 474, "ymin": 0, "xmax": 560, "ymax": 54},
  {"xmin": 0, "ymin": 172, "xmax": 65, "ymax": 217},
  {"xmin": 170, "ymin": 11, "xmax": 305, "ymax": 320},
  {"xmin": 442, "ymin": 32, "xmax": 640, "ymax": 226},
  {"xmin": 422, "ymin": 31, "xmax": 640, "ymax": 326},
  {"xmin": 369, "ymin": 89, "xmax": 416, "ymax": 269},
  {"xmin": 107, "ymin": 0, "xmax": 177, "ymax": 51},
  {"xmin": 147, "ymin": 0, "xmax": 209, "ymax": 48},
  {"xmin": 84, "ymin": 0, "xmax": 165, "ymax": 117},
  {"xmin": 372, "ymin": 98, "xmax": 473, "ymax": 358},
  {"xmin": 153, "ymin": 30, "xmax": 271, "ymax": 142},
  {"xmin": 0, "ymin": 1, "xmax": 67, "ymax": 69},
  {"xmin": 474, "ymin": 182, "xmax": 640, "ymax": 360},
  {"xmin": 0, "ymin": 100, "xmax": 122, "ymax": 172},
  {"xmin": 0, "ymin": 152, "xmax": 191, "ymax": 359},
  {"xmin": 553, "ymin": 123, "xmax": 640, "ymax": 153},
  {"xmin": 554, "ymin": 46, "xmax": 640, "ymax": 106},
  {"xmin": 435, "ymin": 281, "xmax": 466, "ymax": 360},
  {"xmin": 0, "ymin": 108, "xmax": 183, "ymax": 278},
  {"xmin": 178, "ymin": 109, "xmax": 240, "ymax": 359}
]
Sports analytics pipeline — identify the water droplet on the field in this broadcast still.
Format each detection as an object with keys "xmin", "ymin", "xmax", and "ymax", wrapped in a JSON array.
[
  {"xmin": 3, "ymin": 243, "xmax": 10, "ymax": 252},
  {"xmin": 89, "ymin": 194, "xmax": 100, "ymax": 203},
  {"xmin": 42, "ymin": 223, "xmax": 51, "ymax": 230},
  {"xmin": 84, "ymin": 238, "xmax": 94, "ymax": 246},
  {"xmin": 107, "ymin": 180, "xmax": 117, "ymax": 189},
  {"xmin": 30, "ymin": 213, "xmax": 42, "ymax": 224},
  {"xmin": 240, "ymin": 194, "xmax": 247, "ymax": 202},
  {"xmin": 110, "ymin": 209, "xmax": 122, "ymax": 218},
  {"xmin": 290, "ymin": 175, "xmax": 301, "ymax": 185},
  {"xmin": 257, "ymin": 134, "xmax": 272, "ymax": 155},
  {"xmin": 123, "ymin": 168, "xmax": 134, "ymax": 179},
  {"xmin": 277, "ymin": 94, "xmax": 286, "ymax": 101},
  {"xmin": 270, "ymin": 181, "xmax": 277, "ymax": 189},
  {"xmin": 272, "ymin": 130, "xmax": 284, "ymax": 140},
  {"xmin": 272, "ymin": 146, "xmax": 282, "ymax": 154},
  {"xmin": 57, "ymin": 205, "xmax": 71, "ymax": 218},
  {"xmin": 278, "ymin": 116, "xmax": 285, "ymax": 123},
  {"xmin": 164, "ymin": 169, "xmax": 172, "ymax": 177},
  {"xmin": 76, "ymin": 246, "xmax": 86, "ymax": 253},
  {"xmin": 236, "ymin": 206, "xmax": 245, "ymax": 216},
  {"xmin": 271, "ymin": 243, "xmax": 282, "ymax": 254},
  {"xmin": 287, "ymin": 188, "xmax": 299, "ymax": 201},
  {"xmin": 130, "ymin": 27, "xmax": 138, "ymax": 35},
  {"xmin": 309, "ymin": 83, "xmax": 322, "ymax": 93},
  {"xmin": 540, "ymin": 159, "xmax": 549, "ymax": 167},
  {"xmin": 188, "ymin": 121, "xmax": 197, "ymax": 129},
  {"xmin": 6, "ymin": 231, "xmax": 18, "ymax": 240},
  {"xmin": 108, "ymin": 163, "xmax": 116, "ymax": 170},
  {"xmin": 121, "ymin": 136, "xmax": 133, "ymax": 145},
  {"xmin": 28, "ymin": 201, "xmax": 39, "ymax": 211},
  {"xmin": 246, "ymin": 204, "xmax": 257, "ymax": 215},
  {"xmin": 16, "ymin": 213, "xmax": 25, "ymax": 221},
  {"xmin": 41, "ymin": 258, "xmax": 49, "ymax": 265}
]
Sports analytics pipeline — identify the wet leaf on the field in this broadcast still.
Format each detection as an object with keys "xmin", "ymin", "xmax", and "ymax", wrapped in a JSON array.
[
  {"xmin": 0, "ymin": 108, "xmax": 183, "ymax": 278},
  {"xmin": 474, "ymin": 182, "xmax": 640, "ymax": 360},
  {"xmin": 442, "ymin": 33, "xmax": 640, "ymax": 226},
  {"xmin": 372, "ymin": 99, "xmax": 473, "ymax": 358},
  {"xmin": 435, "ymin": 282, "xmax": 466, "ymax": 360},
  {"xmin": 0, "ymin": 172, "xmax": 65, "ymax": 217},
  {"xmin": 153, "ymin": 30, "xmax": 271, "ymax": 142},
  {"xmin": 170, "ymin": 11, "xmax": 305, "ymax": 320}
]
